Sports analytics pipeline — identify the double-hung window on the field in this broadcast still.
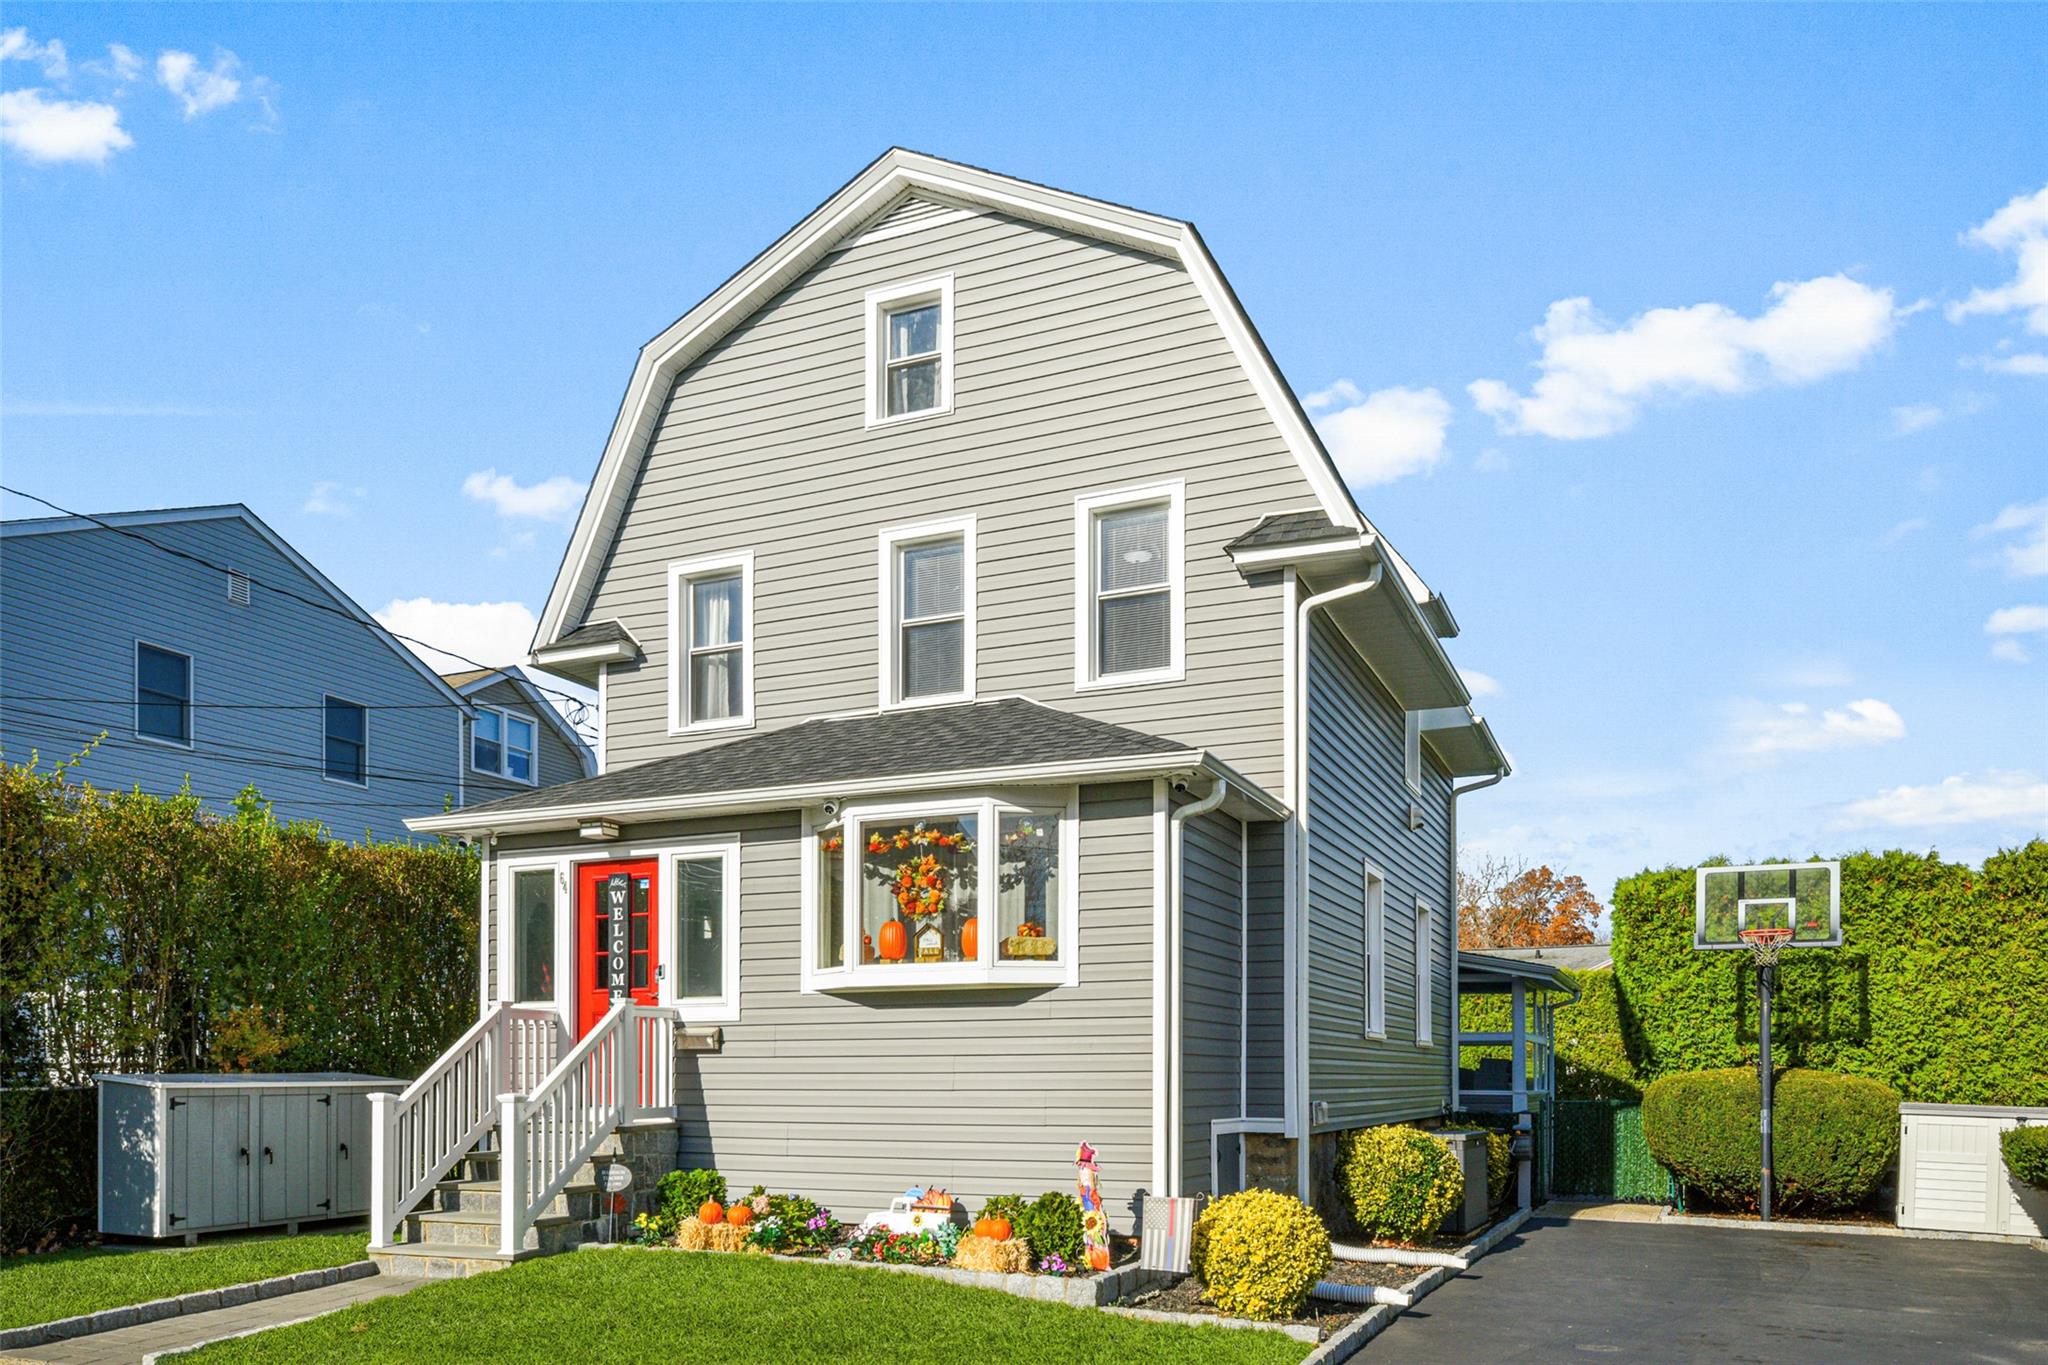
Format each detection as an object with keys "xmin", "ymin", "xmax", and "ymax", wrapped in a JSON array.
[
  {"xmin": 323, "ymin": 696, "xmax": 368, "ymax": 785},
  {"xmin": 865, "ymin": 276, "xmax": 953, "ymax": 425},
  {"xmin": 135, "ymin": 642, "xmax": 192, "ymax": 745},
  {"xmin": 668, "ymin": 553, "xmax": 754, "ymax": 732},
  {"xmin": 879, "ymin": 518, "xmax": 974, "ymax": 707},
  {"xmin": 1075, "ymin": 482, "xmax": 1184, "ymax": 689},
  {"xmin": 471, "ymin": 707, "xmax": 538, "ymax": 784},
  {"xmin": 1362, "ymin": 862, "xmax": 1386, "ymax": 1038}
]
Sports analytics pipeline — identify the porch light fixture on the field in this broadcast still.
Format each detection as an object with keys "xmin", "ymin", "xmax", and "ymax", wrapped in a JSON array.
[{"xmin": 578, "ymin": 819, "xmax": 621, "ymax": 842}]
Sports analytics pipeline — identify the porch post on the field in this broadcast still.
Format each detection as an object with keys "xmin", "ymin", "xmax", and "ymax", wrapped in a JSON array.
[
  {"xmin": 367, "ymin": 1091, "xmax": 395, "ymax": 1250},
  {"xmin": 1509, "ymin": 978, "xmax": 1528, "ymax": 1110},
  {"xmin": 498, "ymin": 1093, "xmax": 524, "ymax": 1257}
]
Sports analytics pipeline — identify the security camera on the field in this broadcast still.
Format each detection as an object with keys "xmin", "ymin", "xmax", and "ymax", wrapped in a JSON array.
[
  {"xmin": 1170, "ymin": 777, "xmax": 1193, "ymax": 796},
  {"xmin": 821, "ymin": 798, "xmax": 843, "ymax": 819}
]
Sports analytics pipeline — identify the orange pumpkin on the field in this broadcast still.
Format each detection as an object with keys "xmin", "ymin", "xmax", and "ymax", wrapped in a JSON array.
[
  {"xmin": 698, "ymin": 1200, "xmax": 724, "ymax": 1225},
  {"xmin": 961, "ymin": 916, "xmax": 979, "ymax": 959},
  {"xmin": 878, "ymin": 918, "xmax": 908, "ymax": 961},
  {"xmin": 726, "ymin": 1203, "xmax": 754, "ymax": 1227},
  {"xmin": 973, "ymin": 1216, "xmax": 1012, "ymax": 1242}
]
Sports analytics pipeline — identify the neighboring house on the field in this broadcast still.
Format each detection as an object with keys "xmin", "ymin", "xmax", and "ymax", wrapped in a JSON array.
[
  {"xmin": 388, "ymin": 150, "xmax": 1509, "ymax": 1269},
  {"xmin": 442, "ymin": 667, "xmax": 597, "ymax": 803},
  {"xmin": 0, "ymin": 504, "xmax": 551, "ymax": 844}
]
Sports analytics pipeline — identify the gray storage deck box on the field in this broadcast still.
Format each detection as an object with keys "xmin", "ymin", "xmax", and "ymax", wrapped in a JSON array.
[{"xmin": 97, "ymin": 1073, "xmax": 402, "ymax": 1241}]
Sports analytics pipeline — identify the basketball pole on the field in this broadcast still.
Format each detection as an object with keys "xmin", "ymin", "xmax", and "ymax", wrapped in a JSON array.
[{"xmin": 1758, "ymin": 957, "xmax": 1774, "ymax": 1224}]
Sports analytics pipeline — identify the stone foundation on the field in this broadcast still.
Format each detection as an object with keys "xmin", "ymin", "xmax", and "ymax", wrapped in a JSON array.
[
  {"xmin": 1243, "ymin": 1132, "xmax": 1297, "ymax": 1193},
  {"xmin": 609, "ymin": 1121, "xmax": 683, "ymax": 1221}
]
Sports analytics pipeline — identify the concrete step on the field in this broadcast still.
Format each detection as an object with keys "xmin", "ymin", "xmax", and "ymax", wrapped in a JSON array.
[
  {"xmin": 369, "ymin": 1243, "xmax": 530, "ymax": 1279},
  {"xmin": 403, "ymin": 1206, "xmax": 595, "ymax": 1255},
  {"xmin": 434, "ymin": 1177, "xmax": 604, "ymax": 1221}
]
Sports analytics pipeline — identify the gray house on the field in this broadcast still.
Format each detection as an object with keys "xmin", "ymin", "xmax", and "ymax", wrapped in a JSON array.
[
  {"xmin": 386, "ymin": 150, "xmax": 1508, "ymax": 1270},
  {"xmin": 0, "ymin": 505, "xmax": 591, "ymax": 843}
]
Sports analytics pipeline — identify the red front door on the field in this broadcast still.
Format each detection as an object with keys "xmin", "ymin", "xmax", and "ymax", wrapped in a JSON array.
[{"xmin": 575, "ymin": 860, "xmax": 660, "ymax": 1040}]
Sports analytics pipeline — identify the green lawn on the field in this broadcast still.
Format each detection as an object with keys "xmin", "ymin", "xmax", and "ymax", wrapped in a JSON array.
[
  {"xmin": 0, "ymin": 1231, "xmax": 369, "ymax": 1330},
  {"xmin": 186, "ymin": 1248, "xmax": 1312, "ymax": 1365}
]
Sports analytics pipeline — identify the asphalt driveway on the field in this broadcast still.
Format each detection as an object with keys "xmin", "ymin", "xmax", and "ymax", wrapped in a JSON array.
[{"xmin": 1370, "ymin": 1209, "xmax": 2048, "ymax": 1363}]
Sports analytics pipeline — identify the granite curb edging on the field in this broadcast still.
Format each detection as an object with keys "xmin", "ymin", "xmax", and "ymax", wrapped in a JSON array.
[
  {"xmin": 1658, "ymin": 1210, "xmax": 2047, "ymax": 1249},
  {"xmin": 0, "ymin": 1260, "xmax": 379, "ymax": 1351},
  {"xmin": 1300, "ymin": 1205, "xmax": 1535, "ymax": 1363}
]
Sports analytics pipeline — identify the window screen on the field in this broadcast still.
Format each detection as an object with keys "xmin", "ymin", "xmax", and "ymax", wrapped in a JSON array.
[
  {"xmin": 1095, "ymin": 505, "xmax": 1170, "ymax": 676},
  {"xmin": 899, "ymin": 538, "xmax": 964, "ymax": 699},
  {"xmin": 886, "ymin": 303, "xmax": 942, "ymax": 416}
]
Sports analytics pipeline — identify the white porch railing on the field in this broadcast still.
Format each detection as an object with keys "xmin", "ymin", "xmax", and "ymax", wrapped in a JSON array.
[
  {"xmin": 367, "ymin": 1004, "xmax": 561, "ymax": 1250},
  {"xmin": 499, "ymin": 1002, "xmax": 677, "ymax": 1256}
]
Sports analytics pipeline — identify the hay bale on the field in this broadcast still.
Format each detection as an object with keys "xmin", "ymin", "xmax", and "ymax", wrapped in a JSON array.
[
  {"xmin": 670, "ymin": 1217, "xmax": 747, "ymax": 1253},
  {"xmin": 951, "ymin": 1232, "xmax": 1031, "ymax": 1274}
]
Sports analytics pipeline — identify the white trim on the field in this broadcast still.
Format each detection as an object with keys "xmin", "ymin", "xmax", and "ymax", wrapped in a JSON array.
[
  {"xmin": 845, "ymin": 205, "xmax": 978, "ymax": 247},
  {"xmin": 1280, "ymin": 573, "xmax": 1300, "ymax": 1147},
  {"xmin": 1403, "ymin": 711, "xmax": 1423, "ymax": 796},
  {"xmin": 1073, "ymin": 480, "xmax": 1185, "ymax": 692},
  {"xmin": 468, "ymin": 703, "xmax": 541, "ymax": 786},
  {"xmin": 666, "ymin": 551, "xmax": 756, "ymax": 735},
  {"xmin": 595, "ymin": 664, "xmax": 608, "ymax": 776},
  {"xmin": 320, "ymin": 693, "xmax": 370, "ymax": 788},
  {"xmin": 1226, "ymin": 537, "xmax": 1369, "ymax": 572},
  {"xmin": 530, "ymin": 639, "xmax": 638, "ymax": 668},
  {"xmin": 447, "ymin": 668, "xmax": 597, "ymax": 780},
  {"xmin": 863, "ymin": 274, "xmax": 954, "ymax": 428},
  {"xmin": 876, "ymin": 514, "xmax": 976, "ymax": 710},
  {"xmin": 1151, "ymin": 778, "xmax": 1169, "ymax": 1198},
  {"xmin": 477, "ymin": 836, "xmax": 494, "ymax": 1014},
  {"xmin": 497, "ymin": 855, "xmax": 568, "ymax": 1014},
  {"xmin": 1238, "ymin": 816, "xmax": 1249, "ymax": 1121},
  {"xmin": 1363, "ymin": 860, "xmax": 1387, "ymax": 1040},
  {"xmin": 658, "ymin": 838, "xmax": 742, "ymax": 1025},
  {"xmin": 1414, "ymin": 897, "xmax": 1434, "ymax": 1048},
  {"xmin": 133, "ymin": 638, "xmax": 194, "ymax": 749}
]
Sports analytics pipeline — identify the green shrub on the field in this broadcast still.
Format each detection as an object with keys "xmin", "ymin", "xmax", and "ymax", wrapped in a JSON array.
[
  {"xmin": 1642, "ymin": 1068, "xmax": 1898, "ymax": 1212},
  {"xmin": 2002, "ymin": 1126, "xmax": 2048, "ymax": 1191},
  {"xmin": 978, "ymin": 1193, "xmax": 1030, "ymax": 1227},
  {"xmin": 658, "ymin": 1169, "xmax": 727, "ymax": 1230},
  {"xmin": 1014, "ymin": 1191, "xmax": 1083, "ymax": 1269},
  {"xmin": 1337, "ymin": 1126, "xmax": 1463, "ymax": 1243},
  {"xmin": 1190, "ymin": 1189, "xmax": 1331, "ymax": 1321}
]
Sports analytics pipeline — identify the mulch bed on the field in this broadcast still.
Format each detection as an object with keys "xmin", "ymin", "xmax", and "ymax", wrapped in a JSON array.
[{"xmin": 1122, "ymin": 1260, "xmax": 1420, "ymax": 1341}]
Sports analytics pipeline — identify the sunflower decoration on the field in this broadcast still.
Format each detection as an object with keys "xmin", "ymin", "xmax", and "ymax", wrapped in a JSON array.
[{"xmin": 863, "ymin": 823, "xmax": 976, "ymax": 918}]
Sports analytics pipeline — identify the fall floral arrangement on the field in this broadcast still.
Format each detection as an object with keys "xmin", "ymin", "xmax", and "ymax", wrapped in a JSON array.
[
  {"xmin": 863, "ymin": 823, "xmax": 976, "ymax": 918},
  {"xmin": 849, "ymin": 1222, "xmax": 964, "ymax": 1265}
]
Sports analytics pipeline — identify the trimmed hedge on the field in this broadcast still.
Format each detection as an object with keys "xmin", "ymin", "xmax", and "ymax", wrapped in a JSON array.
[
  {"xmin": 2002, "ymin": 1127, "xmax": 2048, "ymax": 1191},
  {"xmin": 1642, "ymin": 1067, "xmax": 1899, "ymax": 1212},
  {"xmin": 1190, "ymin": 1189, "xmax": 1331, "ymax": 1321},
  {"xmin": 1611, "ymin": 845, "xmax": 2048, "ymax": 1106},
  {"xmin": 0, "ymin": 1087, "xmax": 95, "ymax": 1252},
  {"xmin": 1336, "ymin": 1126, "xmax": 1463, "ymax": 1242}
]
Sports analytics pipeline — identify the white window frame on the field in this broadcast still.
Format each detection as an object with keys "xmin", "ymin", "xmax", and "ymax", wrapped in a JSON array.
[
  {"xmin": 658, "ymin": 839, "xmax": 742, "ymax": 1025},
  {"xmin": 133, "ymin": 639, "xmax": 194, "ymax": 750},
  {"xmin": 667, "ymin": 551, "xmax": 755, "ymax": 735},
  {"xmin": 876, "ymin": 515, "xmax": 976, "ymax": 710},
  {"xmin": 469, "ymin": 705, "xmax": 539, "ymax": 786},
  {"xmin": 321, "ymin": 693, "xmax": 370, "ymax": 788},
  {"xmin": 1363, "ymin": 861, "xmax": 1386, "ymax": 1039},
  {"xmin": 1414, "ymin": 898, "xmax": 1434, "ymax": 1047},
  {"xmin": 799, "ymin": 790, "xmax": 1081, "ymax": 993},
  {"xmin": 1073, "ymin": 480, "xmax": 1186, "ymax": 692},
  {"xmin": 864, "ymin": 274, "xmax": 954, "ymax": 428},
  {"xmin": 1403, "ymin": 712, "xmax": 1423, "ymax": 795},
  {"xmin": 498, "ymin": 857, "xmax": 568, "ymax": 1009}
]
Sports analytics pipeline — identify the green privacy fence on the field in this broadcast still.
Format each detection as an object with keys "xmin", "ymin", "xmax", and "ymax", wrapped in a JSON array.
[{"xmin": 1552, "ymin": 1100, "xmax": 1674, "ymax": 1203}]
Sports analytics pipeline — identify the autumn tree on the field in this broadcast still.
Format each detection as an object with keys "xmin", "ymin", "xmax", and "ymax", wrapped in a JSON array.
[{"xmin": 1458, "ymin": 855, "xmax": 1603, "ymax": 948}]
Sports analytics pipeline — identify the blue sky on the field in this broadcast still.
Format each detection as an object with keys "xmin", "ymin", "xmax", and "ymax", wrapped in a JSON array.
[{"xmin": 4, "ymin": 4, "xmax": 2043, "ymax": 904}]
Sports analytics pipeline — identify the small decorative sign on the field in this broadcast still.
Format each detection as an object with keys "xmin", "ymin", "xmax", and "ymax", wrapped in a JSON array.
[
  {"xmin": 606, "ymin": 873, "xmax": 630, "ymax": 997},
  {"xmin": 913, "ymin": 919, "xmax": 945, "ymax": 963},
  {"xmin": 600, "ymin": 1163, "xmax": 634, "ymax": 1193}
]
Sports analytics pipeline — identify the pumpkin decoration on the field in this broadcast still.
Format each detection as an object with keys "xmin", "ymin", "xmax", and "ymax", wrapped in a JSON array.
[
  {"xmin": 878, "ymin": 918, "xmax": 908, "ymax": 962},
  {"xmin": 698, "ymin": 1200, "xmax": 725, "ymax": 1225},
  {"xmin": 961, "ymin": 916, "xmax": 979, "ymax": 960},
  {"xmin": 972, "ymin": 1215, "xmax": 1013, "ymax": 1242},
  {"xmin": 725, "ymin": 1202, "xmax": 754, "ymax": 1228}
]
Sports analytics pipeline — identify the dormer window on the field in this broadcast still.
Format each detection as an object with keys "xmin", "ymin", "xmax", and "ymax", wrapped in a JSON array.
[{"xmin": 865, "ymin": 276, "xmax": 953, "ymax": 426}]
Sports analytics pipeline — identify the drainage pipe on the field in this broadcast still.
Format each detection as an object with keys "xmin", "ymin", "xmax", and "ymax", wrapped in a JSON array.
[
  {"xmin": 1167, "ymin": 775, "xmax": 1229, "ymax": 1196},
  {"xmin": 1331, "ymin": 1242, "xmax": 1470, "ymax": 1271},
  {"xmin": 1310, "ymin": 1279, "xmax": 1413, "ymax": 1308}
]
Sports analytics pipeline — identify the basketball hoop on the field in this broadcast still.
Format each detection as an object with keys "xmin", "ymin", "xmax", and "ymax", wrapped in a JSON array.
[{"xmin": 1739, "ymin": 925, "xmax": 1795, "ymax": 969}]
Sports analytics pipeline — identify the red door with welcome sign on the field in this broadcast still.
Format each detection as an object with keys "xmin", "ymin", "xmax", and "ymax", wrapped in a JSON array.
[{"xmin": 574, "ymin": 860, "xmax": 660, "ymax": 1040}]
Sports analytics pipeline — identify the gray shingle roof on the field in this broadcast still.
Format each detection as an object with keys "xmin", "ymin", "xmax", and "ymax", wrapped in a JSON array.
[
  {"xmin": 1225, "ymin": 510, "xmax": 1352, "ymax": 553},
  {"xmin": 451, "ymin": 698, "xmax": 1197, "ymax": 819},
  {"xmin": 545, "ymin": 620, "xmax": 638, "ymax": 651}
]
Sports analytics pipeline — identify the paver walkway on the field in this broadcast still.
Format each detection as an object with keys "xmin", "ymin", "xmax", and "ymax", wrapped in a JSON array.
[{"xmin": 10, "ymin": 1273, "xmax": 420, "ymax": 1364}]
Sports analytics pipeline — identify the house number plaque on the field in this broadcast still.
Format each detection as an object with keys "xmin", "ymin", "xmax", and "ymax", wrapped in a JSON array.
[{"xmin": 606, "ymin": 873, "xmax": 630, "ymax": 997}]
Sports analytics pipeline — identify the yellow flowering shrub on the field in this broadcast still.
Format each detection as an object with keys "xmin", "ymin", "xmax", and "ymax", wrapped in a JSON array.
[
  {"xmin": 1189, "ymin": 1189, "xmax": 1332, "ymax": 1321},
  {"xmin": 1337, "ymin": 1126, "xmax": 1462, "ymax": 1243}
]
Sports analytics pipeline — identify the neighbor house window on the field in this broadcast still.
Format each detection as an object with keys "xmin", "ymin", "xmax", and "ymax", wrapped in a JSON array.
[
  {"xmin": 135, "ymin": 642, "xmax": 192, "ymax": 745},
  {"xmin": 1362, "ymin": 862, "xmax": 1386, "ymax": 1038},
  {"xmin": 1404, "ymin": 712, "xmax": 1423, "ymax": 794},
  {"xmin": 323, "ymin": 696, "xmax": 368, "ymax": 785},
  {"xmin": 1414, "ymin": 899, "xmax": 1434, "ymax": 1046},
  {"xmin": 865, "ymin": 276, "xmax": 954, "ymax": 425},
  {"xmin": 471, "ymin": 707, "xmax": 538, "ymax": 784},
  {"xmin": 879, "ymin": 518, "xmax": 974, "ymax": 706},
  {"xmin": 511, "ymin": 868, "xmax": 555, "ymax": 1002},
  {"xmin": 668, "ymin": 553, "xmax": 754, "ymax": 731},
  {"xmin": 672, "ymin": 846, "xmax": 739, "ymax": 1021},
  {"xmin": 1074, "ymin": 483, "xmax": 1184, "ymax": 689},
  {"xmin": 804, "ymin": 796, "xmax": 1077, "ymax": 990}
]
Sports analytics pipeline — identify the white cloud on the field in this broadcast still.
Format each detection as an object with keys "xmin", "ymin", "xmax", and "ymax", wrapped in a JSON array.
[
  {"xmin": 302, "ymin": 481, "xmax": 366, "ymax": 517},
  {"xmin": 1969, "ymin": 351, "xmax": 2048, "ymax": 377},
  {"xmin": 1947, "ymin": 184, "xmax": 2048, "ymax": 336},
  {"xmin": 1976, "ymin": 500, "xmax": 2048, "ymax": 577},
  {"xmin": 0, "ymin": 89, "xmax": 132, "ymax": 165},
  {"xmin": 1459, "ymin": 668, "xmax": 1502, "ymax": 699},
  {"xmin": 462, "ymin": 468, "xmax": 585, "ymax": 521},
  {"xmin": 1890, "ymin": 403, "xmax": 1943, "ymax": 435},
  {"xmin": 1728, "ymin": 697, "xmax": 1906, "ymax": 758},
  {"xmin": 1838, "ymin": 771, "xmax": 2048, "ymax": 830},
  {"xmin": 157, "ymin": 49, "xmax": 243, "ymax": 119},
  {"xmin": 1470, "ymin": 275, "xmax": 1903, "ymax": 440},
  {"xmin": 1308, "ymin": 383, "xmax": 1453, "ymax": 486},
  {"xmin": 1984, "ymin": 604, "xmax": 2047, "ymax": 662},
  {"xmin": 374, "ymin": 597, "xmax": 537, "ymax": 675},
  {"xmin": 1, "ymin": 28, "xmax": 68, "ymax": 78},
  {"xmin": 106, "ymin": 43, "xmax": 142, "ymax": 83},
  {"xmin": 1878, "ymin": 517, "xmax": 1928, "ymax": 547},
  {"xmin": 1991, "ymin": 638, "xmax": 2031, "ymax": 664}
]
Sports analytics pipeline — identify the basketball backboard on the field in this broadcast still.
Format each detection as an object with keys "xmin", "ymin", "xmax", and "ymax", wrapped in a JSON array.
[{"xmin": 1695, "ymin": 861, "xmax": 1840, "ymax": 950}]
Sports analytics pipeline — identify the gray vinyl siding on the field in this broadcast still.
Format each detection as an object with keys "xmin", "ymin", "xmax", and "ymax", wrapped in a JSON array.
[
  {"xmin": 462, "ymin": 677, "xmax": 588, "ymax": 803},
  {"xmin": 494, "ymin": 781, "xmax": 1161, "ymax": 1229},
  {"xmin": 1244, "ymin": 822, "xmax": 1288, "ymax": 1118},
  {"xmin": 1303, "ymin": 615, "xmax": 1456, "ymax": 1131},
  {"xmin": 583, "ymin": 205, "xmax": 1317, "ymax": 794},
  {"xmin": 1179, "ymin": 803, "xmax": 1245, "ymax": 1197},
  {"xmin": 0, "ymin": 517, "xmax": 461, "ymax": 844}
]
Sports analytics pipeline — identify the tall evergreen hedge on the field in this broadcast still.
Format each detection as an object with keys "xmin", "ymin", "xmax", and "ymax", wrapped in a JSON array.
[{"xmin": 1611, "ymin": 845, "xmax": 2048, "ymax": 1105}]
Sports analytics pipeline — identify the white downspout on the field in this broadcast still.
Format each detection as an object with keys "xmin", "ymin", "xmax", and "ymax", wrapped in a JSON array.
[
  {"xmin": 1168, "ymin": 774, "xmax": 1229, "ymax": 1197},
  {"xmin": 1447, "ymin": 768, "xmax": 1507, "ymax": 1112},
  {"xmin": 1292, "ymin": 561, "xmax": 1385, "ymax": 1201}
]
